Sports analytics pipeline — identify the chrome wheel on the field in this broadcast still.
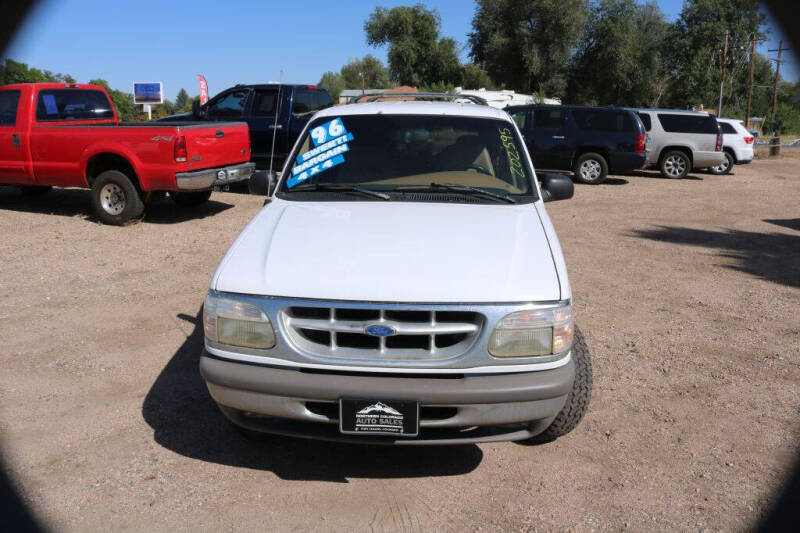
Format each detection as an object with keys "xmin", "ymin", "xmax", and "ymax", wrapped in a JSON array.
[
  {"xmin": 579, "ymin": 159, "xmax": 602, "ymax": 181},
  {"xmin": 711, "ymin": 154, "xmax": 732, "ymax": 174},
  {"xmin": 100, "ymin": 183, "xmax": 126, "ymax": 215},
  {"xmin": 663, "ymin": 155, "xmax": 688, "ymax": 177}
]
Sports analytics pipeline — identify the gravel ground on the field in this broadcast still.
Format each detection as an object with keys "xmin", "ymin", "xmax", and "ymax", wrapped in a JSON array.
[{"xmin": 0, "ymin": 159, "xmax": 798, "ymax": 531}]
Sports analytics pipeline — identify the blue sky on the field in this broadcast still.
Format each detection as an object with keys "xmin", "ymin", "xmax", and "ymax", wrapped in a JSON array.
[{"xmin": 5, "ymin": 0, "xmax": 797, "ymax": 101}]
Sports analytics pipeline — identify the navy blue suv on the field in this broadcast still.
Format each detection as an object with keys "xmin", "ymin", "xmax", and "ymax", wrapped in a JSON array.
[{"xmin": 506, "ymin": 105, "xmax": 646, "ymax": 184}]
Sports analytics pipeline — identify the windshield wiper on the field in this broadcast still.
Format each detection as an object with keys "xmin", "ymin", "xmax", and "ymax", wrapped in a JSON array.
[
  {"xmin": 289, "ymin": 183, "xmax": 390, "ymax": 200},
  {"xmin": 396, "ymin": 183, "xmax": 516, "ymax": 203}
]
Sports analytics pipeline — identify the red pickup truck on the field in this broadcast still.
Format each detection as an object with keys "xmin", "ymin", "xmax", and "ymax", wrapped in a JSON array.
[{"xmin": 0, "ymin": 82, "xmax": 254, "ymax": 224}]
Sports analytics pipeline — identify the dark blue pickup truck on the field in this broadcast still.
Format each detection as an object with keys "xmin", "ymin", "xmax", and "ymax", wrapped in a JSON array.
[
  {"xmin": 505, "ymin": 104, "xmax": 646, "ymax": 184},
  {"xmin": 161, "ymin": 84, "xmax": 333, "ymax": 170}
]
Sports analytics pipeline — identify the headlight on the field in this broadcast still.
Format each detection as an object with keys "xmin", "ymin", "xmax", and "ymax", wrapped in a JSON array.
[
  {"xmin": 203, "ymin": 293, "xmax": 275, "ymax": 349},
  {"xmin": 488, "ymin": 303, "xmax": 574, "ymax": 357}
]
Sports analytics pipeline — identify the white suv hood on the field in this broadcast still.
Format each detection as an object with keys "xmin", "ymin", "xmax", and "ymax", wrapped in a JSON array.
[{"xmin": 212, "ymin": 198, "xmax": 563, "ymax": 303}]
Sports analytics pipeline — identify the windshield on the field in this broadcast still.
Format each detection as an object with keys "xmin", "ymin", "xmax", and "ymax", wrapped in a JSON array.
[{"xmin": 278, "ymin": 114, "xmax": 535, "ymax": 199}]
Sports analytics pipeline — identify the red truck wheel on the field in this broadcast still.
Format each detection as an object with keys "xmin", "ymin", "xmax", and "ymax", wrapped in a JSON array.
[{"xmin": 90, "ymin": 170, "xmax": 145, "ymax": 225}]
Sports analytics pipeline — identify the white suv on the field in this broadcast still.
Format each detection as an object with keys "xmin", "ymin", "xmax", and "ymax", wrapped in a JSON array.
[
  {"xmin": 200, "ymin": 99, "xmax": 592, "ymax": 445},
  {"xmin": 709, "ymin": 118, "xmax": 755, "ymax": 174},
  {"xmin": 633, "ymin": 108, "xmax": 725, "ymax": 178}
]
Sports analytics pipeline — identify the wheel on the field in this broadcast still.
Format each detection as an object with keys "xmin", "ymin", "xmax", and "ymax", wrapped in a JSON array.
[
  {"xmin": 18, "ymin": 185, "xmax": 52, "ymax": 196},
  {"xmin": 573, "ymin": 153, "xmax": 608, "ymax": 184},
  {"xmin": 708, "ymin": 152, "xmax": 734, "ymax": 175},
  {"xmin": 90, "ymin": 170, "xmax": 144, "ymax": 225},
  {"xmin": 660, "ymin": 150, "xmax": 690, "ymax": 179},
  {"xmin": 169, "ymin": 190, "xmax": 212, "ymax": 207},
  {"xmin": 521, "ymin": 326, "xmax": 593, "ymax": 443}
]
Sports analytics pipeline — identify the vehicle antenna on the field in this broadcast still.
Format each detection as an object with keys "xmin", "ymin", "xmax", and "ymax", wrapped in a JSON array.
[{"xmin": 268, "ymin": 70, "xmax": 283, "ymax": 184}]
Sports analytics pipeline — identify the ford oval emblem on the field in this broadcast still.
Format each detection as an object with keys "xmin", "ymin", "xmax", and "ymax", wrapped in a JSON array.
[{"xmin": 364, "ymin": 324, "xmax": 396, "ymax": 337}]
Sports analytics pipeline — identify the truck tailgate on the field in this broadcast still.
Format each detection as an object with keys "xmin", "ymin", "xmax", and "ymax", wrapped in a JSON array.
[{"xmin": 180, "ymin": 122, "xmax": 250, "ymax": 170}]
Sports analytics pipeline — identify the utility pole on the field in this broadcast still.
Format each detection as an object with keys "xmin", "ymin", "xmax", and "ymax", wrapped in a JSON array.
[
  {"xmin": 769, "ymin": 40, "xmax": 791, "ymax": 123},
  {"xmin": 745, "ymin": 34, "xmax": 756, "ymax": 129},
  {"xmin": 717, "ymin": 30, "xmax": 729, "ymax": 117}
]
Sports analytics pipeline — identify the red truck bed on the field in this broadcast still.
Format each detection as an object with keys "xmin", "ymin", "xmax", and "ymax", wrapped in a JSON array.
[{"xmin": 0, "ymin": 82, "xmax": 254, "ymax": 224}]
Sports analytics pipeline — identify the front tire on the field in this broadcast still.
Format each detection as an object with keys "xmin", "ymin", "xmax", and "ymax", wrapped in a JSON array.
[
  {"xmin": 660, "ymin": 150, "xmax": 691, "ymax": 179},
  {"xmin": 522, "ymin": 326, "xmax": 593, "ymax": 443},
  {"xmin": 90, "ymin": 170, "xmax": 144, "ymax": 225},
  {"xmin": 574, "ymin": 153, "xmax": 609, "ymax": 184},
  {"xmin": 169, "ymin": 190, "xmax": 212, "ymax": 207},
  {"xmin": 708, "ymin": 151, "xmax": 734, "ymax": 175}
]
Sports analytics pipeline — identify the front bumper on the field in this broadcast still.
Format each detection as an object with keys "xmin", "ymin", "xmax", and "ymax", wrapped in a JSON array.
[
  {"xmin": 200, "ymin": 351, "xmax": 574, "ymax": 444},
  {"xmin": 176, "ymin": 162, "xmax": 255, "ymax": 191}
]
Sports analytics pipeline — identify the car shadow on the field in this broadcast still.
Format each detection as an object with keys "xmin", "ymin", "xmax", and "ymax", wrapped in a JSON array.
[
  {"xmin": 624, "ymin": 170, "xmax": 703, "ymax": 181},
  {"xmin": 600, "ymin": 177, "xmax": 628, "ymax": 185},
  {"xmin": 0, "ymin": 187, "xmax": 233, "ymax": 224},
  {"xmin": 141, "ymin": 310, "xmax": 483, "ymax": 482},
  {"xmin": 631, "ymin": 225, "xmax": 800, "ymax": 289},
  {"xmin": 764, "ymin": 218, "xmax": 800, "ymax": 232}
]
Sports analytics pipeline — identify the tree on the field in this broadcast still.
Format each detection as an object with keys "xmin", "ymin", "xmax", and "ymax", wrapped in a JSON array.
[
  {"xmin": 568, "ymin": 0, "xmax": 668, "ymax": 106},
  {"xmin": 319, "ymin": 71, "xmax": 345, "ymax": 101},
  {"xmin": 174, "ymin": 88, "xmax": 190, "ymax": 113},
  {"xmin": 763, "ymin": 102, "xmax": 800, "ymax": 134},
  {"xmin": 460, "ymin": 63, "xmax": 495, "ymax": 89},
  {"xmin": 663, "ymin": 0, "xmax": 766, "ymax": 109},
  {"xmin": 365, "ymin": 4, "xmax": 462, "ymax": 86},
  {"xmin": 340, "ymin": 55, "xmax": 391, "ymax": 90},
  {"xmin": 469, "ymin": 0, "xmax": 588, "ymax": 97},
  {"xmin": 0, "ymin": 58, "xmax": 73, "ymax": 84}
]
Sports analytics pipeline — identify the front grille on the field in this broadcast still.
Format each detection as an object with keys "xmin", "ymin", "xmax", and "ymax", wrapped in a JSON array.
[{"xmin": 281, "ymin": 306, "xmax": 483, "ymax": 361}]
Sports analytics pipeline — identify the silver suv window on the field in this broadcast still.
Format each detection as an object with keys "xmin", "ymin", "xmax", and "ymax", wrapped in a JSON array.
[{"xmin": 657, "ymin": 114, "xmax": 719, "ymax": 134}]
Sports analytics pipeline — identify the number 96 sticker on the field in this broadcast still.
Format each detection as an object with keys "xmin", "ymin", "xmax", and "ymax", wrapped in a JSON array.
[{"xmin": 310, "ymin": 118, "xmax": 347, "ymax": 146}]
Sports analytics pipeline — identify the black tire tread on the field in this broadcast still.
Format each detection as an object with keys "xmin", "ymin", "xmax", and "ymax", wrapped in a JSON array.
[
  {"xmin": 90, "ymin": 170, "xmax": 144, "ymax": 226},
  {"xmin": 530, "ymin": 325, "xmax": 593, "ymax": 443}
]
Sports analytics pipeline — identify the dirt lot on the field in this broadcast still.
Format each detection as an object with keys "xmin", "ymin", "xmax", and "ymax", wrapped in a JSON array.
[{"xmin": 1, "ymin": 159, "xmax": 798, "ymax": 531}]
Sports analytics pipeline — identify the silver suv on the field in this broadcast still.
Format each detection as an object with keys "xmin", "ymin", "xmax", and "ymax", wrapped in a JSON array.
[{"xmin": 633, "ymin": 109, "xmax": 725, "ymax": 179}]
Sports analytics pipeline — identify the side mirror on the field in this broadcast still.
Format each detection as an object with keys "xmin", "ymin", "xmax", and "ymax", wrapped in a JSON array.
[
  {"xmin": 539, "ymin": 172, "xmax": 574, "ymax": 202},
  {"xmin": 249, "ymin": 170, "xmax": 277, "ymax": 197}
]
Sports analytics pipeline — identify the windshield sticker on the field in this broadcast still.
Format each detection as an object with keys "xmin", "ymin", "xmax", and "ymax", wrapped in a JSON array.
[
  {"xmin": 499, "ymin": 127, "xmax": 526, "ymax": 181},
  {"xmin": 287, "ymin": 154, "xmax": 346, "ymax": 189},
  {"xmin": 310, "ymin": 117, "xmax": 348, "ymax": 146},
  {"xmin": 296, "ymin": 132, "xmax": 354, "ymax": 164},
  {"xmin": 291, "ymin": 143, "xmax": 349, "ymax": 176},
  {"xmin": 287, "ymin": 117, "xmax": 353, "ymax": 189}
]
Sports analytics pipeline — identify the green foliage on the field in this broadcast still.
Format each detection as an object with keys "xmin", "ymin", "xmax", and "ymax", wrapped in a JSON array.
[
  {"xmin": 419, "ymin": 81, "xmax": 455, "ymax": 93},
  {"xmin": 0, "ymin": 58, "xmax": 74, "ymax": 84},
  {"xmin": 663, "ymin": 0, "xmax": 766, "ymax": 109},
  {"xmin": 469, "ymin": 0, "xmax": 588, "ymax": 97},
  {"xmin": 460, "ymin": 63, "xmax": 495, "ymax": 90},
  {"xmin": 340, "ymin": 55, "xmax": 391, "ymax": 90},
  {"xmin": 318, "ymin": 71, "xmax": 345, "ymax": 101},
  {"xmin": 365, "ymin": 4, "xmax": 462, "ymax": 86},
  {"xmin": 174, "ymin": 88, "xmax": 191, "ymax": 113},
  {"xmin": 763, "ymin": 102, "xmax": 800, "ymax": 135},
  {"xmin": 568, "ymin": 0, "xmax": 668, "ymax": 106}
]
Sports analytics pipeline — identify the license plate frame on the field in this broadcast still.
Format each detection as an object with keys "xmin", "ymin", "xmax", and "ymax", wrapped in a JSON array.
[{"xmin": 339, "ymin": 398, "xmax": 419, "ymax": 437}]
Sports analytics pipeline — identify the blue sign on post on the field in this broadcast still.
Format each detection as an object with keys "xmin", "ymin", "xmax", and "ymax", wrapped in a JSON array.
[{"xmin": 133, "ymin": 82, "xmax": 163, "ymax": 104}]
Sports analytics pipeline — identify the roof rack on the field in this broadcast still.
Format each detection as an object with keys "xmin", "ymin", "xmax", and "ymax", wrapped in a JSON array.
[{"xmin": 361, "ymin": 92, "xmax": 488, "ymax": 106}]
